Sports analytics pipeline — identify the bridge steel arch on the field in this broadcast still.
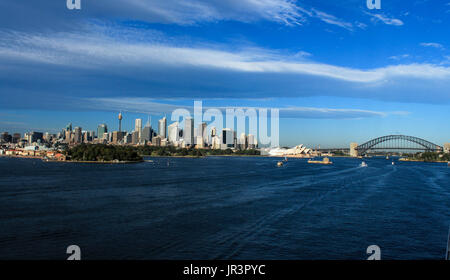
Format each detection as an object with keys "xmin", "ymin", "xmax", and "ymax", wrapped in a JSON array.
[{"xmin": 356, "ymin": 135, "xmax": 443, "ymax": 155}]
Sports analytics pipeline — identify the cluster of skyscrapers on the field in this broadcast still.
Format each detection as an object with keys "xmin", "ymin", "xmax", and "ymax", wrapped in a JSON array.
[{"xmin": 0, "ymin": 112, "xmax": 258, "ymax": 150}]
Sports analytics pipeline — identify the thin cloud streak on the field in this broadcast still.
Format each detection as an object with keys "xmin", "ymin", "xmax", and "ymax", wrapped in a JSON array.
[
  {"xmin": 367, "ymin": 13, "xmax": 404, "ymax": 26},
  {"xmin": 86, "ymin": 97, "xmax": 405, "ymax": 119},
  {"xmin": 1, "ymin": 29, "xmax": 450, "ymax": 84}
]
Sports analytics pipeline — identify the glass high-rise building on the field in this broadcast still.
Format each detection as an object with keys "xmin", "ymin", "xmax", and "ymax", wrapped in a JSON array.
[
  {"xmin": 158, "ymin": 117, "xmax": 167, "ymax": 139},
  {"xmin": 168, "ymin": 121, "xmax": 179, "ymax": 143},
  {"xmin": 184, "ymin": 118, "xmax": 194, "ymax": 146},
  {"xmin": 97, "ymin": 124, "xmax": 107, "ymax": 140},
  {"xmin": 142, "ymin": 119, "xmax": 152, "ymax": 142}
]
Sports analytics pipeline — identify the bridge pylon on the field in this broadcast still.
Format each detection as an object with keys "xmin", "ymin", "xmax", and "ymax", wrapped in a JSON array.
[{"xmin": 350, "ymin": 142, "xmax": 358, "ymax": 157}]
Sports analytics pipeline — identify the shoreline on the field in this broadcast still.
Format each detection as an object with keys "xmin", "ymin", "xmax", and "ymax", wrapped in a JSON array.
[
  {"xmin": 399, "ymin": 158, "xmax": 448, "ymax": 163},
  {"xmin": 46, "ymin": 159, "xmax": 144, "ymax": 164}
]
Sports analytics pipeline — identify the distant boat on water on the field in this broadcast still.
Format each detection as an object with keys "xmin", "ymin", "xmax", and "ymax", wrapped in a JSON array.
[
  {"xmin": 308, "ymin": 157, "xmax": 333, "ymax": 165},
  {"xmin": 360, "ymin": 161, "xmax": 368, "ymax": 168},
  {"xmin": 277, "ymin": 161, "xmax": 284, "ymax": 167}
]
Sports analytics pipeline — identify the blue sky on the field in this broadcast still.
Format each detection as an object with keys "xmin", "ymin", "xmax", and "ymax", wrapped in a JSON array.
[{"xmin": 0, "ymin": 0, "xmax": 449, "ymax": 147}]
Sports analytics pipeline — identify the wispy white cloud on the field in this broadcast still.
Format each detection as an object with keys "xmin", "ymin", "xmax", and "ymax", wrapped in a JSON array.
[
  {"xmin": 389, "ymin": 54, "xmax": 410, "ymax": 60},
  {"xmin": 368, "ymin": 13, "xmax": 404, "ymax": 26},
  {"xmin": 109, "ymin": 0, "xmax": 309, "ymax": 26},
  {"xmin": 1, "ymin": 28, "xmax": 450, "ymax": 85},
  {"xmin": 420, "ymin": 42, "xmax": 444, "ymax": 49},
  {"xmin": 86, "ymin": 97, "xmax": 394, "ymax": 119},
  {"xmin": 311, "ymin": 9, "xmax": 354, "ymax": 31}
]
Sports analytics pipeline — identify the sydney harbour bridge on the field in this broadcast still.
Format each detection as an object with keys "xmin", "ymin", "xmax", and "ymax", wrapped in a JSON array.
[
  {"xmin": 317, "ymin": 135, "xmax": 445, "ymax": 156},
  {"xmin": 351, "ymin": 135, "xmax": 443, "ymax": 156}
]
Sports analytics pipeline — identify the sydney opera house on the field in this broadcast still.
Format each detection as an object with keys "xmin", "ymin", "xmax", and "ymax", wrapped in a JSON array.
[{"xmin": 264, "ymin": 145, "xmax": 313, "ymax": 157}]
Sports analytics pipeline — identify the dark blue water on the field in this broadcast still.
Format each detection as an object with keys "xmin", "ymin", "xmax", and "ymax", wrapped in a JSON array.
[{"xmin": 0, "ymin": 156, "xmax": 449, "ymax": 259}]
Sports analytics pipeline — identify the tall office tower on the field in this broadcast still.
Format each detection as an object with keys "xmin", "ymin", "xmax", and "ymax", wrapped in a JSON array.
[
  {"xmin": 135, "ymin": 118, "xmax": 142, "ymax": 142},
  {"xmin": 0, "ymin": 132, "xmax": 11, "ymax": 143},
  {"xmin": 65, "ymin": 130, "xmax": 72, "ymax": 144},
  {"xmin": 221, "ymin": 128, "xmax": 235, "ymax": 148},
  {"xmin": 198, "ymin": 122, "xmax": 207, "ymax": 146},
  {"xmin": 210, "ymin": 126, "xmax": 217, "ymax": 145},
  {"xmin": 66, "ymin": 123, "xmax": 72, "ymax": 132},
  {"xmin": 131, "ymin": 131, "xmax": 139, "ymax": 144},
  {"xmin": 158, "ymin": 117, "xmax": 167, "ymax": 139},
  {"xmin": 112, "ymin": 131, "xmax": 125, "ymax": 144},
  {"xmin": 74, "ymin": 127, "xmax": 82, "ymax": 144},
  {"xmin": 248, "ymin": 134, "xmax": 256, "ymax": 149},
  {"xmin": 240, "ymin": 133, "xmax": 248, "ymax": 150},
  {"xmin": 184, "ymin": 117, "xmax": 194, "ymax": 146},
  {"xmin": 211, "ymin": 135, "xmax": 221, "ymax": 149},
  {"xmin": 97, "ymin": 124, "xmax": 108, "ymax": 140},
  {"xmin": 12, "ymin": 133, "xmax": 21, "ymax": 143},
  {"xmin": 27, "ymin": 131, "xmax": 43, "ymax": 144},
  {"xmin": 124, "ymin": 133, "xmax": 132, "ymax": 144},
  {"xmin": 142, "ymin": 118, "xmax": 152, "ymax": 142},
  {"xmin": 118, "ymin": 112, "xmax": 123, "ymax": 132},
  {"xmin": 168, "ymin": 121, "xmax": 179, "ymax": 143}
]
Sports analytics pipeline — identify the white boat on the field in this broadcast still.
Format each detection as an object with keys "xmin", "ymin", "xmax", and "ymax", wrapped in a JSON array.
[
  {"xmin": 360, "ymin": 161, "xmax": 368, "ymax": 167},
  {"xmin": 392, "ymin": 161, "xmax": 395, "ymax": 165}
]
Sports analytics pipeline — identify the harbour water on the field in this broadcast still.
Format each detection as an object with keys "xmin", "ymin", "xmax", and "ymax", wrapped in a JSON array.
[{"xmin": 0, "ymin": 156, "xmax": 449, "ymax": 259}]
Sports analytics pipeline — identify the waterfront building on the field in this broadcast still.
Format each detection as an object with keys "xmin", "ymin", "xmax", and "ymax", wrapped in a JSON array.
[
  {"xmin": 158, "ymin": 117, "xmax": 167, "ymax": 139},
  {"xmin": 97, "ymin": 124, "xmax": 107, "ymax": 140},
  {"xmin": 221, "ymin": 128, "xmax": 236, "ymax": 149},
  {"xmin": 267, "ymin": 145, "xmax": 312, "ymax": 157},
  {"xmin": 248, "ymin": 134, "xmax": 256, "ymax": 149},
  {"xmin": 196, "ymin": 136, "xmax": 204, "ymax": 148},
  {"xmin": 184, "ymin": 118, "xmax": 194, "ymax": 146},
  {"xmin": 161, "ymin": 138, "xmax": 168, "ymax": 147},
  {"xmin": 211, "ymin": 135, "xmax": 221, "ymax": 149},
  {"xmin": 152, "ymin": 135, "xmax": 162, "ymax": 146}
]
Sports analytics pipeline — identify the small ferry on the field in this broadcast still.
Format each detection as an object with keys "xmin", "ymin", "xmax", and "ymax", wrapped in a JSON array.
[
  {"xmin": 392, "ymin": 161, "xmax": 395, "ymax": 165},
  {"xmin": 277, "ymin": 161, "xmax": 284, "ymax": 167},
  {"xmin": 308, "ymin": 157, "xmax": 333, "ymax": 165},
  {"xmin": 360, "ymin": 161, "xmax": 368, "ymax": 167}
]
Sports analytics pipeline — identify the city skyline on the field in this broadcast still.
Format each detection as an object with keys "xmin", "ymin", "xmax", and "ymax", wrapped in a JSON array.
[{"xmin": 0, "ymin": 1, "xmax": 449, "ymax": 147}]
